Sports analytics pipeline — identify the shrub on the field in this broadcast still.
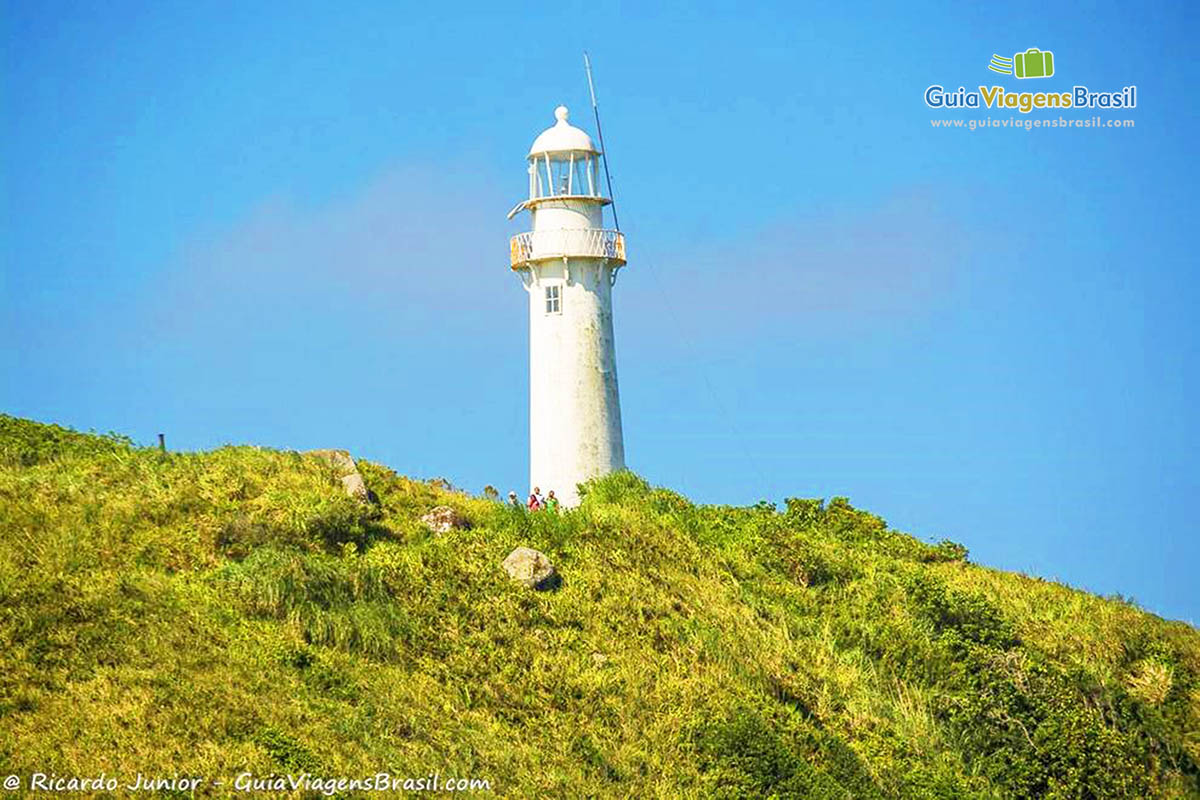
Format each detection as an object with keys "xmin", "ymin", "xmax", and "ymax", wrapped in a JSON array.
[
  {"xmin": 692, "ymin": 709, "xmax": 865, "ymax": 799},
  {"xmin": 577, "ymin": 470, "xmax": 652, "ymax": 506},
  {"xmin": 940, "ymin": 648, "xmax": 1156, "ymax": 798},
  {"xmin": 906, "ymin": 573, "xmax": 1017, "ymax": 650},
  {"xmin": 784, "ymin": 498, "xmax": 825, "ymax": 527},
  {"xmin": 923, "ymin": 539, "xmax": 969, "ymax": 563}
]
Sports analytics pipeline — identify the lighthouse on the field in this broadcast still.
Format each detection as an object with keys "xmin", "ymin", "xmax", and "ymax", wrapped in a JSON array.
[{"xmin": 509, "ymin": 105, "xmax": 627, "ymax": 507}]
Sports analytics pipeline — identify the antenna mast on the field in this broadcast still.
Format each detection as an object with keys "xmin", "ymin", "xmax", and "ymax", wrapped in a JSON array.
[{"xmin": 583, "ymin": 51, "xmax": 620, "ymax": 232}]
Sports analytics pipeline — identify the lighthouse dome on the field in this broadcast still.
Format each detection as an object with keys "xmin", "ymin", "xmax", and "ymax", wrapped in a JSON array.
[{"xmin": 528, "ymin": 106, "xmax": 599, "ymax": 156}]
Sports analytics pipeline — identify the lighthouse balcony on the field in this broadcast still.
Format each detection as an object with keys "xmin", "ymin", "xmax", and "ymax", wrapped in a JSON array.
[{"xmin": 509, "ymin": 229, "xmax": 626, "ymax": 270}]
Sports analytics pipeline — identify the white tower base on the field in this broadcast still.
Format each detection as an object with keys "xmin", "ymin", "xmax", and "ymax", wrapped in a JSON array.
[{"xmin": 525, "ymin": 259, "xmax": 624, "ymax": 507}]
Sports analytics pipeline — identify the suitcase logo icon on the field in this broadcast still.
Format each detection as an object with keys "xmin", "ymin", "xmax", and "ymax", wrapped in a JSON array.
[{"xmin": 988, "ymin": 48, "xmax": 1055, "ymax": 79}]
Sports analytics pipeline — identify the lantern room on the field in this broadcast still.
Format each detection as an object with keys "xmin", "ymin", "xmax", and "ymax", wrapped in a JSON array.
[{"xmin": 526, "ymin": 106, "xmax": 610, "ymax": 203}]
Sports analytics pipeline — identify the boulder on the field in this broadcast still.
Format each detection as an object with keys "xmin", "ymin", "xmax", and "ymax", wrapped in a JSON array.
[
  {"xmin": 341, "ymin": 472, "xmax": 370, "ymax": 502},
  {"xmin": 307, "ymin": 449, "xmax": 376, "ymax": 504},
  {"xmin": 420, "ymin": 505, "xmax": 470, "ymax": 534},
  {"xmin": 501, "ymin": 547, "xmax": 558, "ymax": 590}
]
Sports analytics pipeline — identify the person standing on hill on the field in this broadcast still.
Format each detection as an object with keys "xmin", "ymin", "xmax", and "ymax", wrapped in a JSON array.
[
  {"xmin": 545, "ymin": 490, "xmax": 560, "ymax": 513},
  {"xmin": 527, "ymin": 487, "xmax": 543, "ymax": 511},
  {"xmin": 508, "ymin": 491, "xmax": 520, "ymax": 508}
]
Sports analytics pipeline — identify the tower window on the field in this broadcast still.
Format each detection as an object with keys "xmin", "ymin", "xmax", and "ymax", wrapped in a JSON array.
[{"xmin": 544, "ymin": 285, "xmax": 561, "ymax": 314}]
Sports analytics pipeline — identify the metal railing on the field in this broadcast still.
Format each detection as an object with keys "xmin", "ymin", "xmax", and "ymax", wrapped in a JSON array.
[{"xmin": 510, "ymin": 229, "xmax": 626, "ymax": 269}]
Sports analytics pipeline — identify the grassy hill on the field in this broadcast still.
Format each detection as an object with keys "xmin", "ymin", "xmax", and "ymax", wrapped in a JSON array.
[{"xmin": 1, "ymin": 414, "xmax": 1197, "ymax": 798}]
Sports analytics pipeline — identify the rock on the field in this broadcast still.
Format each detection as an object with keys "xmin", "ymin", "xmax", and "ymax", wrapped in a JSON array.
[
  {"xmin": 341, "ymin": 472, "xmax": 370, "ymax": 502},
  {"xmin": 501, "ymin": 547, "xmax": 558, "ymax": 590},
  {"xmin": 307, "ymin": 449, "xmax": 375, "ymax": 504},
  {"xmin": 420, "ymin": 505, "xmax": 470, "ymax": 534},
  {"xmin": 591, "ymin": 652, "xmax": 609, "ymax": 667}
]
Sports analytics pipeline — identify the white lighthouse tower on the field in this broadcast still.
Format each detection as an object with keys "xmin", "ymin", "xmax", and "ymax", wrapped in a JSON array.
[{"xmin": 509, "ymin": 105, "xmax": 627, "ymax": 507}]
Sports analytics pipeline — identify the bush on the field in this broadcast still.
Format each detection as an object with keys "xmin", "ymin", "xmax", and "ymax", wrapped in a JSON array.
[
  {"xmin": 577, "ymin": 470, "xmax": 653, "ymax": 506},
  {"xmin": 906, "ymin": 573, "xmax": 1017, "ymax": 650},
  {"xmin": 764, "ymin": 529, "xmax": 855, "ymax": 588},
  {"xmin": 692, "ymin": 709, "xmax": 867, "ymax": 799},
  {"xmin": 784, "ymin": 498, "xmax": 825, "ymax": 527},
  {"xmin": 923, "ymin": 539, "xmax": 969, "ymax": 563},
  {"xmin": 940, "ymin": 648, "xmax": 1157, "ymax": 798}
]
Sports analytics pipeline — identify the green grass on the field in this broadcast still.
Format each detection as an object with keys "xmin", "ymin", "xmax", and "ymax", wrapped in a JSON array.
[{"xmin": 1, "ymin": 413, "xmax": 1197, "ymax": 798}]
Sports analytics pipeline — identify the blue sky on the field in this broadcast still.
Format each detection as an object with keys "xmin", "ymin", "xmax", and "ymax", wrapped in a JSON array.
[{"xmin": 3, "ymin": 2, "xmax": 1197, "ymax": 622}]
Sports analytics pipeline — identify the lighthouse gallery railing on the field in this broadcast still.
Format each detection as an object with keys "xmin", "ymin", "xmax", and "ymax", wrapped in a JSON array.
[{"xmin": 510, "ymin": 229, "xmax": 626, "ymax": 269}]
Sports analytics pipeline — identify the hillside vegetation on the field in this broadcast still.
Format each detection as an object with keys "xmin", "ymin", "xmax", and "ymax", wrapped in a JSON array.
[{"xmin": 1, "ymin": 414, "xmax": 1198, "ymax": 798}]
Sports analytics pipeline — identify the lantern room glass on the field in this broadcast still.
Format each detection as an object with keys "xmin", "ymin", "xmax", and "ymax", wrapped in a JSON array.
[{"xmin": 529, "ymin": 152, "xmax": 599, "ymax": 199}]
